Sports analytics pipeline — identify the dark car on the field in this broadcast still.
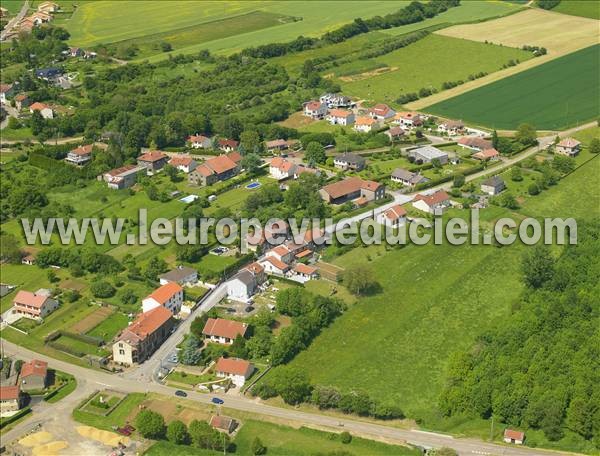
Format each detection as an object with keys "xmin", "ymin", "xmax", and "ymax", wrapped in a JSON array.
[
  {"xmin": 245, "ymin": 306, "xmax": 255, "ymax": 313},
  {"xmin": 211, "ymin": 397, "xmax": 224, "ymax": 405},
  {"xmin": 175, "ymin": 390, "xmax": 187, "ymax": 397}
]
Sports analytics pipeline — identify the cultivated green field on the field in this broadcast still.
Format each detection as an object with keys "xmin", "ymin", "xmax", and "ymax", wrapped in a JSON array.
[
  {"xmin": 65, "ymin": 1, "xmax": 410, "ymax": 53},
  {"xmin": 287, "ymin": 240, "xmax": 525, "ymax": 423},
  {"xmin": 147, "ymin": 420, "xmax": 420, "ymax": 456},
  {"xmin": 0, "ymin": 0, "xmax": 23, "ymax": 15},
  {"xmin": 337, "ymin": 34, "xmax": 532, "ymax": 105},
  {"xmin": 424, "ymin": 44, "xmax": 600, "ymax": 130},
  {"xmin": 86, "ymin": 312, "xmax": 129, "ymax": 341},
  {"xmin": 549, "ymin": 0, "xmax": 600, "ymax": 20}
]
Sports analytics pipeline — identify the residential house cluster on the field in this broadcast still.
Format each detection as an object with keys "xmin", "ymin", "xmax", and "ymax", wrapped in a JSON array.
[
  {"xmin": 0, "ymin": 358, "xmax": 49, "ymax": 416},
  {"xmin": 113, "ymin": 268, "xmax": 197, "ymax": 366}
]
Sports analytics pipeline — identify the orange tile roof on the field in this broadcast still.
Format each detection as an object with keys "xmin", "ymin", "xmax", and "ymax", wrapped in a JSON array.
[
  {"xmin": 169, "ymin": 155, "xmax": 194, "ymax": 167},
  {"xmin": 227, "ymin": 151, "xmax": 242, "ymax": 163},
  {"xmin": 384, "ymin": 204, "xmax": 407, "ymax": 221},
  {"xmin": 210, "ymin": 415, "xmax": 235, "ymax": 431},
  {"xmin": 414, "ymin": 190, "xmax": 450, "ymax": 207},
  {"xmin": 295, "ymin": 249, "xmax": 313, "ymax": 259},
  {"xmin": 355, "ymin": 116, "xmax": 377, "ymax": 126},
  {"xmin": 214, "ymin": 357, "xmax": 253, "ymax": 376},
  {"xmin": 204, "ymin": 155, "xmax": 238, "ymax": 175},
  {"xmin": 20, "ymin": 359, "xmax": 48, "ymax": 378},
  {"xmin": 504, "ymin": 429, "xmax": 525, "ymax": 441},
  {"xmin": 271, "ymin": 245, "xmax": 290, "ymax": 257},
  {"xmin": 473, "ymin": 148, "xmax": 500, "ymax": 160},
  {"xmin": 202, "ymin": 318, "xmax": 247, "ymax": 339},
  {"xmin": 557, "ymin": 137, "xmax": 581, "ymax": 148},
  {"xmin": 188, "ymin": 134, "xmax": 211, "ymax": 143},
  {"xmin": 70, "ymin": 144, "xmax": 93, "ymax": 155},
  {"xmin": 321, "ymin": 177, "xmax": 381, "ymax": 200},
  {"xmin": 120, "ymin": 306, "xmax": 172, "ymax": 343},
  {"xmin": 369, "ymin": 103, "xmax": 392, "ymax": 116},
  {"xmin": 262, "ymin": 257, "xmax": 289, "ymax": 272},
  {"xmin": 243, "ymin": 262, "xmax": 264, "ymax": 275},
  {"xmin": 305, "ymin": 101, "xmax": 323, "ymax": 111},
  {"xmin": 14, "ymin": 290, "xmax": 48, "ymax": 309},
  {"xmin": 194, "ymin": 164, "xmax": 214, "ymax": 177},
  {"xmin": 30, "ymin": 102, "xmax": 50, "ymax": 111},
  {"xmin": 138, "ymin": 151, "xmax": 167, "ymax": 162},
  {"xmin": 329, "ymin": 109, "xmax": 353, "ymax": 118},
  {"xmin": 146, "ymin": 282, "xmax": 183, "ymax": 305},
  {"xmin": 0, "ymin": 385, "xmax": 20, "ymax": 401},
  {"xmin": 106, "ymin": 164, "xmax": 138, "ymax": 177},
  {"xmin": 294, "ymin": 263, "xmax": 317, "ymax": 275}
]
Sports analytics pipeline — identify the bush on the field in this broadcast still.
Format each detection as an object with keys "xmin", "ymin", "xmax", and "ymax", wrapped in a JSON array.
[
  {"xmin": 167, "ymin": 420, "xmax": 189, "ymax": 445},
  {"xmin": 528, "ymin": 183, "xmax": 540, "ymax": 196},
  {"xmin": 340, "ymin": 431, "xmax": 352, "ymax": 444},
  {"xmin": 135, "ymin": 410, "xmax": 166, "ymax": 439},
  {"xmin": 252, "ymin": 437, "xmax": 267, "ymax": 455},
  {"xmin": 90, "ymin": 281, "xmax": 116, "ymax": 298}
]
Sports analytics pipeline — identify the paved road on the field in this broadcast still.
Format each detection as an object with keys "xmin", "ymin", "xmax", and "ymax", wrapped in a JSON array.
[
  {"xmin": 0, "ymin": 340, "xmax": 574, "ymax": 456},
  {"xmin": 0, "ymin": 135, "xmax": 84, "ymax": 145},
  {"xmin": 0, "ymin": 0, "xmax": 30, "ymax": 41}
]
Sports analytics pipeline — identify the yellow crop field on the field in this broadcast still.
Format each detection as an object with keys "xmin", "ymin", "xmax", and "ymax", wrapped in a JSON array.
[{"xmin": 407, "ymin": 8, "xmax": 599, "ymax": 109}]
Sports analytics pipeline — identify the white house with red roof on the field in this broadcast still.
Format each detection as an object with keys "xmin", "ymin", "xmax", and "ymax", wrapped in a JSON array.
[
  {"xmin": 13, "ymin": 290, "xmax": 58, "ymax": 320},
  {"xmin": 472, "ymin": 148, "xmax": 500, "ymax": 161},
  {"xmin": 438, "ymin": 119, "xmax": 465, "ymax": 136},
  {"xmin": 292, "ymin": 263, "xmax": 319, "ymax": 282},
  {"xmin": 19, "ymin": 359, "xmax": 48, "ymax": 391},
  {"xmin": 113, "ymin": 306, "xmax": 174, "ymax": 365},
  {"xmin": 377, "ymin": 204, "xmax": 407, "ymax": 228},
  {"xmin": 369, "ymin": 103, "xmax": 395, "ymax": 121},
  {"xmin": 555, "ymin": 137, "xmax": 581, "ymax": 157},
  {"xmin": 65, "ymin": 144, "xmax": 93, "ymax": 165},
  {"xmin": 393, "ymin": 112, "xmax": 423, "ymax": 129},
  {"xmin": 327, "ymin": 109, "xmax": 355, "ymax": 126},
  {"xmin": 303, "ymin": 101, "xmax": 328, "ymax": 119},
  {"xmin": 188, "ymin": 134, "xmax": 212, "ymax": 149},
  {"xmin": 103, "ymin": 165, "xmax": 144, "ymax": 189},
  {"xmin": 269, "ymin": 157, "xmax": 296, "ymax": 180},
  {"xmin": 259, "ymin": 257, "xmax": 290, "ymax": 276},
  {"xmin": 354, "ymin": 116, "xmax": 380, "ymax": 133},
  {"xmin": 412, "ymin": 190, "xmax": 451, "ymax": 215},
  {"xmin": 214, "ymin": 357, "xmax": 254, "ymax": 387},
  {"xmin": 142, "ymin": 282, "xmax": 184, "ymax": 315},
  {"xmin": 137, "ymin": 150, "xmax": 169, "ymax": 173},
  {"xmin": 217, "ymin": 139, "xmax": 239, "ymax": 153},
  {"xmin": 0, "ymin": 83, "xmax": 14, "ymax": 104},
  {"xmin": 29, "ymin": 102, "xmax": 53, "ymax": 119},
  {"xmin": 202, "ymin": 318, "xmax": 248, "ymax": 345},
  {"xmin": 168, "ymin": 154, "xmax": 198, "ymax": 173},
  {"xmin": 503, "ymin": 429, "xmax": 525, "ymax": 445},
  {"xmin": 266, "ymin": 245, "xmax": 294, "ymax": 264}
]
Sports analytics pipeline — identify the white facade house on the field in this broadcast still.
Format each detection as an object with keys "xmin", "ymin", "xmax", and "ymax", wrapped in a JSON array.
[
  {"xmin": 393, "ymin": 112, "xmax": 423, "ymax": 129},
  {"xmin": 226, "ymin": 263, "xmax": 264, "ymax": 302},
  {"xmin": 327, "ymin": 109, "xmax": 355, "ymax": 126},
  {"xmin": 412, "ymin": 190, "xmax": 451, "ymax": 215},
  {"xmin": 354, "ymin": 116, "xmax": 380, "ymax": 133},
  {"xmin": 141, "ymin": 282, "xmax": 184, "ymax": 315},
  {"xmin": 369, "ymin": 104, "xmax": 395, "ymax": 121},
  {"xmin": 377, "ymin": 204, "xmax": 407, "ymax": 228},
  {"xmin": 65, "ymin": 144, "xmax": 93, "ymax": 165},
  {"xmin": 202, "ymin": 318, "xmax": 248, "ymax": 345},
  {"xmin": 188, "ymin": 134, "xmax": 212, "ymax": 149},
  {"xmin": 265, "ymin": 245, "xmax": 294, "ymax": 264},
  {"xmin": 168, "ymin": 154, "xmax": 198, "ymax": 173},
  {"xmin": 438, "ymin": 120, "xmax": 465, "ymax": 136},
  {"xmin": 260, "ymin": 257, "xmax": 290, "ymax": 276},
  {"xmin": 29, "ymin": 102, "xmax": 53, "ymax": 119},
  {"xmin": 303, "ymin": 101, "xmax": 328, "ymax": 119},
  {"xmin": 269, "ymin": 157, "xmax": 296, "ymax": 180},
  {"xmin": 214, "ymin": 357, "xmax": 254, "ymax": 387}
]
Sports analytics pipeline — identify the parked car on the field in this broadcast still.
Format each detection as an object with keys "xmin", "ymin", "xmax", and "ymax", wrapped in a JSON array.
[
  {"xmin": 175, "ymin": 390, "xmax": 188, "ymax": 397},
  {"xmin": 211, "ymin": 397, "xmax": 224, "ymax": 405},
  {"xmin": 245, "ymin": 306, "xmax": 255, "ymax": 313}
]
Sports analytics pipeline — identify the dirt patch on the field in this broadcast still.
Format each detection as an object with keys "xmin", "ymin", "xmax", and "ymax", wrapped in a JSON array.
[
  {"xmin": 60, "ymin": 278, "xmax": 88, "ymax": 292},
  {"xmin": 278, "ymin": 111, "xmax": 316, "ymax": 129},
  {"xmin": 338, "ymin": 66, "xmax": 397, "ymax": 82},
  {"xmin": 19, "ymin": 431, "xmax": 53, "ymax": 447},
  {"xmin": 31, "ymin": 441, "xmax": 68, "ymax": 456},
  {"xmin": 272, "ymin": 315, "xmax": 292, "ymax": 336},
  {"xmin": 70, "ymin": 306, "xmax": 113, "ymax": 334},
  {"xmin": 76, "ymin": 426, "xmax": 129, "ymax": 447},
  {"xmin": 139, "ymin": 398, "xmax": 212, "ymax": 425}
]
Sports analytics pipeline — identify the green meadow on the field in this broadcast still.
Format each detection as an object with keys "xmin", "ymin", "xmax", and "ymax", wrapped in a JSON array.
[
  {"xmin": 550, "ymin": 0, "xmax": 600, "ymax": 20},
  {"xmin": 337, "ymin": 34, "xmax": 532, "ymax": 105},
  {"xmin": 424, "ymin": 44, "xmax": 600, "ymax": 130}
]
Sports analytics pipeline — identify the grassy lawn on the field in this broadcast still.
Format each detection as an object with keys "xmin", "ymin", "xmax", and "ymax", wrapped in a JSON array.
[
  {"xmin": 195, "ymin": 254, "xmax": 237, "ymax": 279},
  {"xmin": 546, "ymin": 0, "xmax": 600, "ymax": 20},
  {"xmin": 338, "ymin": 34, "xmax": 532, "ymax": 106},
  {"xmin": 73, "ymin": 392, "xmax": 146, "ymax": 430},
  {"xmin": 285, "ymin": 238, "xmax": 526, "ymax": 427},
  {"xmin": 0, "ymin": 0, "xmax": 24, "ymax": 15},
  {"xmin": 0, "ymin": 127, "xmax": 34, "ymax": 141},
  {"xmin": 45, "ymin": 371, "xmax": 77, "ymax": 403},
  {"xmin": 54, "ymin": 333, "xmax": 110, "ymax": 357},
  {"xmin": 86, "ymin": 312, "xmax": 129, "ymax": 342},
  {"xmin": 166, "ymin": 370, "xmax": 215, "ymax": 386},
  {"xmin": 146, "ymin": 419, "xmax": 420, "ymax": 456},
  {"xmin": 425, "ymin": 44, "xmax": 599, "ymax": 130}
]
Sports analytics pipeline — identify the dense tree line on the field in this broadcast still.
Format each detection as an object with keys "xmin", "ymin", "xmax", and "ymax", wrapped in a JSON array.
[{"xmin": 440, "ymin": 223, "xmax": 600, "ymax": 446}]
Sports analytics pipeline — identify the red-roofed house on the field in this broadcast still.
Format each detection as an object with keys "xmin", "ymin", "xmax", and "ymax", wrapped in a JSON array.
[
  {"xmin": 269, "ymin": 157, "xmax": 296, "ymax": 180},
  {"xmin": 369, "ymin": 103, "xmax": 395, "ymax": 121},
  {"xmin": 458, "ymin": 136, "xmax": 492, "ymax": 152},
  {"xmin": 103, "ymin": 165, "xmax": 143, "ymax": 189},
  {"xmin": 385, "ymin": 126, "xmax": 405, "ymax": 141},
  {"xmin": 0, "ymin": 83, "xmax": 14, "ymax": 104},
  {"xmin": 137, "ymin": 151, "xmax": 169, "ymax": 173},
  {"xmin": 259, "ymin": 257, "xmax": 290, "ymax": 276},
  {"xmin": 320, "ymin": 177, "xmax": 385, "ymax": 205},
  {"xmin": 412, "ymin": 190, "xmax": 451, "ymax": 215},
  {"xmin": 189, "ymin": 153, "xmax": 241, "ymax": 186},
  {"xmin": 29, "ymin": 102, "xmax": 53, "ymax": 119},
  {"xmin": 19, "ymin": 359, "xmax": 48, "ymax": 391},
  {"xmin": 266, "ymin": 245, "xmax": 293, "ymax": 264},
  {"xmin": 13, "ymin": 290, "xmax": 58, "ymax": 320},
  {"xmin": 169, "ymin": 154, "xmax": 198, "ymax": 173},
  {"xmin": 0, "ymin": 386, "xmax": 22, "ymax": 415},
  {"xmin": 504, "ymin": 429, "xmax": 525, "ymax": 445},
  {"xmin": 393, "ymin": 111, "xmax": 423, "ymax": 129},
  {"xmin": 142, "ymin": 282, "xmax": 184, "ymax": 315},
  {"xmin": 472, "ymin": 148, "xmax": 500, "ymax": 161},
  {"xmin": 113, "ymin": 306, "xmax": 174, "ymax": 365},
  {"xmin": 15, "ymin": 94, "xmax": 31, "ymax": 110},
  {"xmin": 265, "ymin": 139, "xmax": 288, "ymax": 153},
  {"xmin": 202, "ymin": 318, "xmax": 248, "ymax": 345},
  {"xmin": 65, "ymin": 144, "xmax": 93, "ymax": 165},
  {"xmin": 188, "ymin": 134, "xmax": 212, "ymax": 149},
  {"xmin": 214, "ymin": 357, "xmax": 254, "ymax": 387},
  {"xmin": 209, "ymin": 415, "xmax": 237, "ymax": 434},
  {"xmin": 292, "ymin": 263, "xmax": 318, "ymax": 281},
  {"xmin": 354, "ymin": 116, "xmax": 380, "ymax": 133},
  {"xmin": 377, "ymin": 204, "xmax": 407, "ymax": 227},
  {"xmin": 217, "ymin": 139, "xmax": 239, "ymax": 153},
  {"xmin": 303, "ymin": 100, "xmax": 328, "ymax": 119},
  {"xmin": 555, "ymin": 138, "xmax": 581, "ymax": 157},
  {"xmin": 327, "ymin": 109, "xmax": 355, "ymax": 126}
]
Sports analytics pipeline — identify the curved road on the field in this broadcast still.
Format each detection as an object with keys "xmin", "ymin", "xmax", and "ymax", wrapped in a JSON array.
[{"xmin": 1, "ymin": 340, "xmax": 575, "ymax": 456}]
